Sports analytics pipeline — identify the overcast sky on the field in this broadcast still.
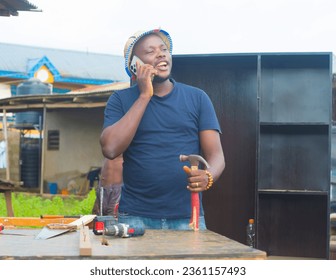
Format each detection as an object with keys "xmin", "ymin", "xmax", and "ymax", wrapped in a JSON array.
[{"xmin": 1, "ymin": 0, "xmax": 336, "ymax": 57}]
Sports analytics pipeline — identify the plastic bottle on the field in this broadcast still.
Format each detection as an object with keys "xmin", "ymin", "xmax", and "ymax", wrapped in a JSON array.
[{"xmin": 246, "ymin": 218, "xmax": 255, "ymax": 248}]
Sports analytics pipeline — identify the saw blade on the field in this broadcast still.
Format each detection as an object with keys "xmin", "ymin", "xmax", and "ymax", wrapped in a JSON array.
[{"xmin": 34, "ymin": 226, "xmax": 71, "ymax": 240}]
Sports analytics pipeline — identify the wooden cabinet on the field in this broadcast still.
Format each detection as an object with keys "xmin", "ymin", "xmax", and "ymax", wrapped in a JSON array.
[
  {"xmin": 257, "ymin": 54, "xmax": 331, "ymax": 258},
  {"xmin": 172, "ymin": 53, "xmax": 332, "ymax": 258}
]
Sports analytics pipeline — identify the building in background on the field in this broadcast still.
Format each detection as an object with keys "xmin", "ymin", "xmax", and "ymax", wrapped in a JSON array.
[
  {"xmin": 0, "ymin": 83, "xmax": 129, "ymax": 194},
  {"xmin": 0, "ymin": 42, "xmax": 128, "ymax": 99},
  {"xmin": 0, "ymin": 42, "xmax": 129, "ymax": 192}
]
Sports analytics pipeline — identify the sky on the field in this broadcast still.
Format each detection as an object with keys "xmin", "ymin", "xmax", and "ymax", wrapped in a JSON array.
[{"xmin": 1, "ymin": 0, "xmax": 336, "ymax": 57}]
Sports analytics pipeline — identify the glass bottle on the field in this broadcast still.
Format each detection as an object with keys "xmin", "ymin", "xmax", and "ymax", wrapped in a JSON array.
[{"xmin": 246, "ymin": 218, "xmax": 256, "ymax": 248}]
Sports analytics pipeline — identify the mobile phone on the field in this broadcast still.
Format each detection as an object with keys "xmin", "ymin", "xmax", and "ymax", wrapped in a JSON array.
[{"xmin": 130, "ymin": 55, "xmax": 144, "ymax": 76}]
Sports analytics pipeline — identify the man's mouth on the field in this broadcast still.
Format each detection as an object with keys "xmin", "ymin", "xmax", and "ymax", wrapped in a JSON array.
[{"xmin": 156, "ymin": 61, "xmax": 168, "ymax": 71}]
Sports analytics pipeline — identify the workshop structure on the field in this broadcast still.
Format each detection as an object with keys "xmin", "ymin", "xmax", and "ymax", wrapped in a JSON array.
[
  {"xmin": 0, "ymin": 82, "xmax": 129, "ymax": 194},
  {"xmin": 0, "ymin": 52, "xmax": 334, "ymax": 260}
]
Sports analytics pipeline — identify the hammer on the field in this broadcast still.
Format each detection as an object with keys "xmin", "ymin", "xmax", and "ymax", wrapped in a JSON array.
[{"xmin": 180, "ymin": 154, "xmax": 210, "ymax": 231}]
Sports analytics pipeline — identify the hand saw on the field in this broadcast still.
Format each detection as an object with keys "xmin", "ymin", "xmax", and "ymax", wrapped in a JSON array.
[{"xmin": 35, "ymin": 215, "xmax": 96, "ymax": 240}]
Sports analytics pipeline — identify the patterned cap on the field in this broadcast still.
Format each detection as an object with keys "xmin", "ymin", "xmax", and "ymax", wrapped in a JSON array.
[{"xmin": 123, "ymin": 28, "xmax": 173, "ymax": 77}]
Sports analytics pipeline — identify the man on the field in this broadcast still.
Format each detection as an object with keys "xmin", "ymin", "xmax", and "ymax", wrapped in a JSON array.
[
  {"xmin": 100, "ymin": 28, "xmax": 225, "ymax": 230},
  {"xmin": 92, "ymin": 155, "xmax": 123, "ymax": 217}
]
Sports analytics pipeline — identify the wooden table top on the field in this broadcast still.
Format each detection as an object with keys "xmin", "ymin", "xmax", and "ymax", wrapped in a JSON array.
[{"xmin": 0, "ymin": 228, "xmax": 267, "ymax": 260}]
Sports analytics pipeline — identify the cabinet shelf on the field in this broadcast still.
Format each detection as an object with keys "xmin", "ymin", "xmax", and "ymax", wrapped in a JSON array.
[
  {"xmin": 258, "ymin": 189, "xmax": 328, "ymax": 195},
  {"xmin": 258, "ymin": 124, "xmax": 330, "ymax": 192},
  {"xmin": 260, "ymin": 122, "xmax": 329, "ymax": 126}
]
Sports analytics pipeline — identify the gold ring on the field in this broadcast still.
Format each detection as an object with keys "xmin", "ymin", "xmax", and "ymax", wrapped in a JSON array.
[{"xmin": 196, "ymin": 182, "xmax": 199, "ymax": 188}]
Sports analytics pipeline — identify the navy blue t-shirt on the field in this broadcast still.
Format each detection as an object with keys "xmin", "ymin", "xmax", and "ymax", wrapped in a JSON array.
[{"xmin": 103, "ymin": 80, "xmax": 221, "ymax": 219}]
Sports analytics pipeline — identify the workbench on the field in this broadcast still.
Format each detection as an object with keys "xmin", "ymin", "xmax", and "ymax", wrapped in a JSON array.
[
  {"xmin": 0, "ymin": 229, "xmax": 266, "ymax": 260},
  {"xmin": 0, "ymin": 179, "xmax": 15, "ymax": 217}
]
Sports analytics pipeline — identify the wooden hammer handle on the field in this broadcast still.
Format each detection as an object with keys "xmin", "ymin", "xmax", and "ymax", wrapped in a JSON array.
[{"xmin": 189, "ymin": 165, "xmax": 200, "ymax": 231}]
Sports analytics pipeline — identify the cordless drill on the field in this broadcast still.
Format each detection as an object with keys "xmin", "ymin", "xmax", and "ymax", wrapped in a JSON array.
[{"xmin": 93, "ymin": 216, "xmax": 145, "ymax": 238}]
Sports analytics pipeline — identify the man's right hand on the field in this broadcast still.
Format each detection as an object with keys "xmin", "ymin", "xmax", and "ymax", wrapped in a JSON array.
[{"xmin": 136, "ymin": 60, "xmax": 158, "ymax": 98}]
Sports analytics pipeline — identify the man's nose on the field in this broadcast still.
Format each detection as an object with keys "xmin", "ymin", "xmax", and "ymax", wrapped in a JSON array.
[{"xmin": 156, "ymin": 49, "xmax": 166, "ymax": 57}]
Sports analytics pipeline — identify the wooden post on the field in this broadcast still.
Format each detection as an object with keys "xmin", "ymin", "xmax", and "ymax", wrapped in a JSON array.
[
  {"xmin": 3, "ymin": 191, "xmax": 14, "ymax": 217},
  {"xmin": 2, "ymin": 109, "xmax": 10, "ymax": 181},
  {"xmin": 79, "ymin": 226, "xmax": 92, "ymax": 256},
  {"xmin": 40, "ymin": 106, "xmax": 47, "ymax": 195},
  {"xmin": 1, "ymin": 110, "xmax": 14, "ymax": 217}
]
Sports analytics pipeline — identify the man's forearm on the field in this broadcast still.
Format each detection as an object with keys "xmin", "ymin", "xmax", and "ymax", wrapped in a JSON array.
[{"xmin": 101, "ymin": 95, "xmax": 151, "ymax": 159}]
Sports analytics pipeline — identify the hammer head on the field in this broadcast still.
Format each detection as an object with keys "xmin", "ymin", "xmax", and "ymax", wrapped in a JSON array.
[{"xmin": 179, "ymin": 154, "xmax": 210, "ymax": 169}]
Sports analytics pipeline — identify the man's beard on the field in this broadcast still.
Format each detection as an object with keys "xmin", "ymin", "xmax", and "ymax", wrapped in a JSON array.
[{"xmin": 152, "ymin": 74, "xmax": 171, "ymax": 84}]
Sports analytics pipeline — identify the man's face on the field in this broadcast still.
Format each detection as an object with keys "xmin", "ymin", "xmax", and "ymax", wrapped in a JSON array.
[{"xmin": 133, "ymin": 34, "xmax": 172, "ymax": 83}]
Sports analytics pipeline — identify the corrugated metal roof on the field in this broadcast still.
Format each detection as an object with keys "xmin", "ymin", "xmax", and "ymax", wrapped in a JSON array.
[
  {"xmin": 0, "ymin": 43, "xmax": 129, "ymax": 82},
  {"xmin": 0, "ymin": 91, "xmax": 111, "ymax": 112},
  {"xmin": 0, "ymin": 81, "xmax": 130, "ymax": 112},
  {"xmin": 0, "ymin": 0, "xmax": 39, "ymax": 16},
  {"xmin": 67, "ymin": 82, "xmax": 130, "ymax": 94}
]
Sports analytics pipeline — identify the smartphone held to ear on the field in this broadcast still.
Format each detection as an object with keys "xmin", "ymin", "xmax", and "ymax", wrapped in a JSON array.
[{"xmin": 130, "ymin": 55, "xmax": 144, "ymax": 76}]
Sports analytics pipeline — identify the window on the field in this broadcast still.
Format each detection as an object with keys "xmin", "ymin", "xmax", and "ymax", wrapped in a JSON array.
[{"xmin": 47, "ymin": 130, "xmax": 59, "ymax": 150}]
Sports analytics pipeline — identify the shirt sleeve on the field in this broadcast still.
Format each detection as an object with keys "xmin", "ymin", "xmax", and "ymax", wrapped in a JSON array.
[
  {"xmin": 199, "ymin": 91, "xmax": 222, "ymax": 134},
  {"xmin": 103, "ymin": 92, "xmax": 124, "ymax": 129}
]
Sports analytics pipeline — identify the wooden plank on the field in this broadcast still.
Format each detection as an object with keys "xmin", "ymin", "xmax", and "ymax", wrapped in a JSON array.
[
  {"xmin": 0, "ymin": 217, "xmax": 78, "ymax": 227},
  {"xmin": 68, "ymin": 215, "xmax": 96, "ymax": 229},
  {"xmin": 79, "ymin": 226, "xmax": 92, "ymax": 256}
]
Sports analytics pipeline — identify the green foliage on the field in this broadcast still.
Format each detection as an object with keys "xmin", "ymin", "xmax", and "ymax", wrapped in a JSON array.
[{"xmin": 0, "ymin": 189, "xmax": 96, "ymax": 217}]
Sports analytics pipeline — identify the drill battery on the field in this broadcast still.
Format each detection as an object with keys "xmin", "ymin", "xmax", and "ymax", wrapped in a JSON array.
[{"xmin": 93, "ymin": 216, "xmax": 118, "ymax": 235}]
